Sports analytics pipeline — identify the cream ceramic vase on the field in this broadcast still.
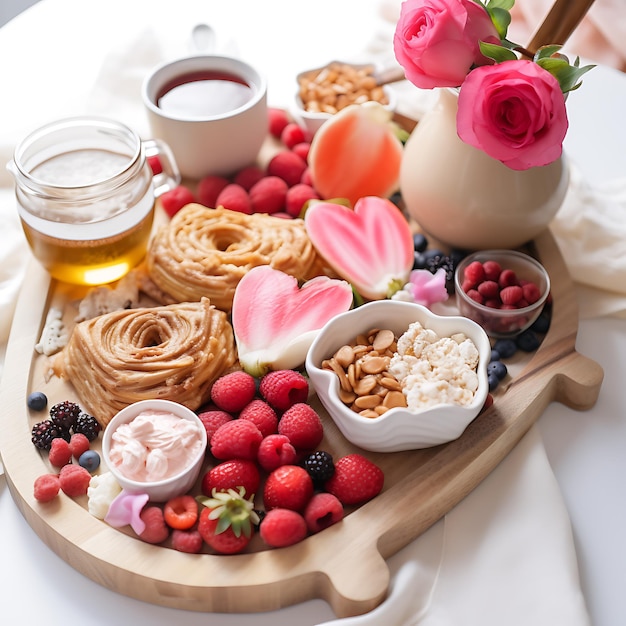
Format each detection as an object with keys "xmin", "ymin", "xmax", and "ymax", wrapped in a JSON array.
[{"xmin": 400, "ymin": 88, "xmax": 570, "ymax": 250}]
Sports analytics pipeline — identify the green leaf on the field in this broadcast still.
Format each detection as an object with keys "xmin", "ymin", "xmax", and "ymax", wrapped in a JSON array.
[
  {"xmin": 485, "ymin": 0, "xmax": 515, "ymax": 10},
  {"xmin": 479, "ymin": 41, "xmax": 518, "ymax": 63},
  {"xmin": 536, "ymin": 57, "xmax": 596, "ymax": 93},
  {"xmin": 534, "ymin": 45, "xmax": 565, "ymax": 62},
  {"xmin": 485, "ymin": 6, "xmax": 512, "ymax": 40}
]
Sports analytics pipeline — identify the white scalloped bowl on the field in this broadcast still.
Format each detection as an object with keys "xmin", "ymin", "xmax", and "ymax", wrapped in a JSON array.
[
  {"xmin": 102, "ymin": 399, "xmax": 207, "ymax": 502},
  {"xmin": 305, "ymin": 300, "xmax": 491, "ymax": 453}
]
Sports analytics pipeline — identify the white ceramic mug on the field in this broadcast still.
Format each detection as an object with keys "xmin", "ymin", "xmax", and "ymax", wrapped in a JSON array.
[{"xmin": 142, "ymin": 55, "xmax": 268, "ymax": 180}]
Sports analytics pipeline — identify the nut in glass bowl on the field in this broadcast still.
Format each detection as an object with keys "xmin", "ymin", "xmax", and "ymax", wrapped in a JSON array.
[
  {"xmin": 295, "ymin": 61, "xmax": 398, "ymax": 133},
  {"xmin": 305, "ymin": 300, "xmax": 491, "ymax": 453},
  {"xmin": 102, "ymin": 399, "xmax": 207, "ymax": 502},
  {"xmin": 454, "ymin": 250, "xmax": 551, "ymax": 338}
]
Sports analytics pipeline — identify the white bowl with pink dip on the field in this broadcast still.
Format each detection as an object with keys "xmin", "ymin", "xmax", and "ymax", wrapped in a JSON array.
[{"xmin": 102, "ymin": 399, "xmax": 207, "ymax": 502}]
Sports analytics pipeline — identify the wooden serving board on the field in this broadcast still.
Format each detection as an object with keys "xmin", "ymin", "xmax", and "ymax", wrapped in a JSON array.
[{"xmin": 0, "ymin": 226, "xmax": 603, "ymax": 618}]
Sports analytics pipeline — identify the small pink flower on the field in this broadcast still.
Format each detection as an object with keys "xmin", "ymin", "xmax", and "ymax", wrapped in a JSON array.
[
  {"xmin": 232, "ymin": 266, "xmax": 353, "ymax": 377},
  {"xmin": 393, "ymin": 0, "xmax": 499, "ymax": 89},
  {"xmin": 105, "ymin": 490, "xmax": 149, "ymax": 535},
  {"xmin": 457, "ymin": 60, "xmax": 568, "ymax": 170},
  {"xmin": 304, "ymin": 196, "xmax": 414, "ymax": 301},
  {"xmin": 405, "ymin": 268, "xmax": 449, "ymax": 307}
]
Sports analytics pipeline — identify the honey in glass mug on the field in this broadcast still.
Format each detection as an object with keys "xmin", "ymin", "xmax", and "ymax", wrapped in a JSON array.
[{"xmin": 7, "ymin": 117, "xmax": 180, "ymax": 286}]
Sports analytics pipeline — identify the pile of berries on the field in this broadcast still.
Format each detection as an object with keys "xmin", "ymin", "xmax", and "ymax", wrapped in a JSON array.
[
  {"xmin": 123, "ymin": 369, "xmax": 384, "ymax": 554},
  {"xmin": 31, "ymin": 400, "xmax": 103, "ymax": 503},
  {"xmin": 157, "ymin": 109, "xmax": 322, "ymax": 219}
]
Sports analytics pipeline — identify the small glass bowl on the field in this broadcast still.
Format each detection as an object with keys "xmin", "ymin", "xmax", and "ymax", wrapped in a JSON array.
[{"xmin": 454, "ymin": 250, "xmax": 550, "ymax": 338}]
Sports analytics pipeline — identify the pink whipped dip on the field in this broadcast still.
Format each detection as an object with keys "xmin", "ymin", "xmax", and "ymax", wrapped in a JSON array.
[{"xmin": 108, "ymin": 409, "xmax": 203, "ymax": 483}]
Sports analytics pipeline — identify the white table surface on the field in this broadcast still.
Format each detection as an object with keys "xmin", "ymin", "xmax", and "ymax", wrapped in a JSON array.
[{"xmin": 0, "ymin": 2, "xmax": 625, "ymax": 625}]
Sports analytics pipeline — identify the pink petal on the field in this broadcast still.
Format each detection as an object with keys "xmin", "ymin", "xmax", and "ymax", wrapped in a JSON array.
[
  {"xmin": 104, "ymin": 490, "xmax": 149, "ymax": 535},
  {"xmin": 408, "ymin": 268, "xmax": 449, "ymax": 307},
  {"xmin": 304, "ymin": 196, "xmax": 414, "ymax": 300},
  {"xmin": 232, "ymin": 266, "xmax": 353, "ymax": 376}
]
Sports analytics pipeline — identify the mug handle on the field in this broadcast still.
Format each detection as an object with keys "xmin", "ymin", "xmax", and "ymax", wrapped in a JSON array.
[{"xmin": 143, "ymin": 139, "xmax": 181, "ymax": 196}]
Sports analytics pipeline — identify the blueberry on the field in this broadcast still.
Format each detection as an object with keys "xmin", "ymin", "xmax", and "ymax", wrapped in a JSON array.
[
  {"xmin": 412, "ymin": 233, "xmax": 428, "ymax": 253},
  {"xmin": 78, "ymin": 450, "xmax": 101, "ymax": 473},
  {"xmin": 488, "ymin": 360, "xmax": 508, "ymax": 380},
  {"xmin": 516, "ymin": 330, "xmax": 541, "ymax": 352},
  {"xmin": 413, "ymin": 251, "xmax": 427, "ymax": 270},
  {"xmin": 530, "ymin": 311, "xmax": 551, "ymax": 334},
  {"xmin": 488, "ymin": 373, "xmax": 500, "ymax": 392},
  {"xmin": 493, "ymin": 338, "xmax": 517, "ymax": 359},
  {"xmin": 27, "ymin": 391, "xmax": 48, "ymax": 412},
  {"xmin": 490, "ymin": 348, "xmax": 501, "ymax": 362}
]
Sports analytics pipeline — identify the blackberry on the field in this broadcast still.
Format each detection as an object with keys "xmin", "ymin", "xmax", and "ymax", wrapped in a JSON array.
[
  {"xmin": 31, "ymin": 420, "xmax": 70, "ymax": 450},
  {"xmin": 424, "ymin": 251, "xmax": 456, "ymax": 294},
  {"xmin": 49, "ymin": 400, "xmax": 81, "ymax": 431},
  {"xmin": 73, "ymin": 412, "xmax": 102, "ymax": 441},
  {"xmin": 302, "ymin": 450, "xmax": 335, "ymax": 486}
]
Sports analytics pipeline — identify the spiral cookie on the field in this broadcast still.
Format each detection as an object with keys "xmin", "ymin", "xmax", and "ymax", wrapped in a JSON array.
[
  {"xmin": 56, "ymin": 298, "xmax": 236, "ymax": 426},
  {"xmin": 146, "ymin": 204, "xmax": 327, "ymax": 311}
]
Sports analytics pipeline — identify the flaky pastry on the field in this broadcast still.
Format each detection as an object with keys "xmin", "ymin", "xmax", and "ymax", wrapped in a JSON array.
[
  {"xmin": 145, "ymin": 204, "xmax": 328, "ymax": 311},
  {"xmin": 55, "ymin": 297, "xmax": 236, "ymax": 426}
]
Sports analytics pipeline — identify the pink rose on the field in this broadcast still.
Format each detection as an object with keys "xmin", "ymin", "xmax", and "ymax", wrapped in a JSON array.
[
  {"xmin": 457, "ymin": 60, "xmax": 568, "ymax": 170},
  {"xmin": 393, "ymin": 0, "xmax": 499, "ymax": 89}
]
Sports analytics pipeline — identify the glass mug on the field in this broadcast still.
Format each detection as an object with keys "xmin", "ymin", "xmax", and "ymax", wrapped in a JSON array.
[{"xmin": 7, "ymin": 116, "xmax": 180, "ymax": 286}]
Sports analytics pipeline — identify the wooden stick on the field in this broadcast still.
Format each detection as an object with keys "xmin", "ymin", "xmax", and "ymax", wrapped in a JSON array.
[{"xmin": 527, "ymin": 0, "xmax": 596, "ymax": 53}]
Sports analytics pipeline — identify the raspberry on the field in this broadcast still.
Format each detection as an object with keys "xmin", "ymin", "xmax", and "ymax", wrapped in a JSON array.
[
  {"xmin": 324, "ymin": 454, "xmax": 384, "ymax": 505},
  {"xmin": 280, "ymin": 122, "xmax": 309, "ymax": 149},
  {"xmin": 210, "ymin": 371, "xmax": 257, "ymax": 413},
  {"xmin": 463, "ymin": 261, "xmax": 485, "ymax": 288},
  {"xmin": 197, "ymin": 175, "xmax": 229, "ymax": 207},
  {"xmin": 268, "ymin": 108, "xmax": 290, "ymax": 138},
  {"xmin": 138, "ymin": 506, "xmax": 170, "ymax": 544},
  {"xmin": 477, "ymin": 280, "xmax": 499, "ymax": 300},
  {"xmin": 48, "ymin": 437, "xmax": 72, "ymax": 468},
  {"xmin": 160, "ymin": 185, "xmax": 195, "ymax": 218},
  {"xmin": 210, "ymin": 419, "xmax": 263, "ymax": 461},
  {"xmin": 301, "ymin": 450, "xmax": 335, "ymax": 486},
  {"xmin": 500, "ymin": 285, "xmax": 523, "ymax": 305},
  {"xmin": 239, "ymin": 399, "xmax": 278, "ymax": 437},
  {"xmin": 263, "ymin": 465, "xmax": 313, "ymax": 512},
  {"xmin": 259, "ymin": 369, "xmax": 309, "ymax": 411},
  {"xmin": 233, "ymin": 165, "xmax": 265, "ymax": 191},
  {"xmin": 249, "ymin": 176, "xmax": 288, "ymax": 214},
  {"xmin": 482, "ymin": 260, "xmax": 502, "ymax": 281},
  {"xmin": 291, "ymin": 142, "xmax": 311, "ymax": 163},
  {"xmin": 466, "ymin": 289, "xmax": 484, "ymax": 304},
  {"xmin": 522, "ymin": 281, "xmax": 541, "ymax": 304},
  {"xmin": 147, "ymin": 154, "xmax": 163, "ymax": 175},
  {"xmin": 216, "ymin": 183, "xmax": 252, "ymax": 214},
  {"xmin": 303, "ymin": 492, "xmax": 344, "ymax": 533},
  {"xmin": 171, "ymin": 529, "xmax": 203, "ymax": 553},
  {"xmin": 285, "ymin": 183, "xmax": 320, "ymax": 218},
  {"xmin": 201, "ymin": 458, "xmax": 261, "ymax": 498},
  {"xmin": 267, "ymin": 151, "xmax": 307, "ymax": 187},
  {"xmin": 257, "ymin": 434, "xmax": 297, "ymax": 472},
  {"xmin": 33, "ymin": 473, "xmax": 61, "ymax": 502},
  {"xmin": 498, "ymin": 268, "xmax": 518, "ymax": 287},
  {"xmin": 163, "ymin": 495, "xmax": 198, "ymax": 530},
  {"xmin": 68, "ymin": 432, "xmax": 90, "ymax": 459},
  {"xmin": 260, "ymin": 508, "xmax": 307, "ymax": 548},
  {"xmin": 278, "ymin": 403, "xmax": 323, "ymax": 451},
  {"xmin": 300, "ymin": 167, "xmax": 314, "ymax": 186},
  {"xmin": 58, "ymin": 463, "xmax": 92, "ymax": 497},
  {"xmin": 197, "ymin": 409, "xmax": 234, "ymax": 441}
]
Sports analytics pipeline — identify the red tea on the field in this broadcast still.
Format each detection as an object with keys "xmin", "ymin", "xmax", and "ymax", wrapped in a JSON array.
[{"xmin": 156, "ymin": 70, "xmax": 255, "ymax": 117}]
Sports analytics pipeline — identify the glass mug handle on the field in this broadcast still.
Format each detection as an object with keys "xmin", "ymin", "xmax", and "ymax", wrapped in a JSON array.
[{"xmin": 143, "ymin": 139, "xmax": 181, "ymax": 196}]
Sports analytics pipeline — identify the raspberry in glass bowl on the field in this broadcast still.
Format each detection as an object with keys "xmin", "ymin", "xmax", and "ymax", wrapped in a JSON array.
[{"xmin": 454, "ymin": 249, "xmax": 550, "ymax": 338}]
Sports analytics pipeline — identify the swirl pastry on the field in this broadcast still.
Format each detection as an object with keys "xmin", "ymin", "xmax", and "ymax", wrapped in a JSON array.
[
  {"xmin": 146, "ymin": 204, "xmax": 327, "ymax": 311},
  {"xmin": 56, "ymin": 298, "xmax": 236, "ymax": 426}
]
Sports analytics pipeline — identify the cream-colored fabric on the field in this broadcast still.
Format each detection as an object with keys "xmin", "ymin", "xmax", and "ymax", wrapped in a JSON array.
[{"xmin": 0, "ymin": 1, "xmax": 621, "ymax": 624}]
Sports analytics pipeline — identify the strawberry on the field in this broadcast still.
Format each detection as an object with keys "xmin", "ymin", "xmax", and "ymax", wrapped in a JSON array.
[
  {"xmin": 197, "ymin": 487, "xmax": 260, "ymax": 554},
  {"xmin": 277, "ymin": 403, "xmax": 323, "ymax": 451},
  {"xmin": 304, "ymin": 492, "xmax": 344, "ymax": 533},
  {"xmin": 238, "ymin": 399, "xmax": 278, "ymax": 438},
  {"xmin": 324, "ymin": 454, "xmax": 384, "ymax": 505},
  {"xmin": 257, "ymin": 434, "xmax": 297, "ymax": 472},
  {"xmin": 210, "ymin": 419, "xmax": 263, "ymax": 461},
  {"xmin": 260, "ymin": 508, "xmax": 307, "ymax": 548},
  {"xmin": 210, "ymin": 371, "xmax": 257, "ymax": 413},
  {"xmin": 259, "ymin": 369, "xmax": 309, "ymax": 411},
  {"xmin": 201, "ymin": 459, "xmax": 260, "ymax": 498},
  {"xmin": 138, "ymin": 506, "xmax": 170, "ymax": 544},
  {"xmin": 263, "ymin": 465, "xmax": 313, "ymax": 512}
]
